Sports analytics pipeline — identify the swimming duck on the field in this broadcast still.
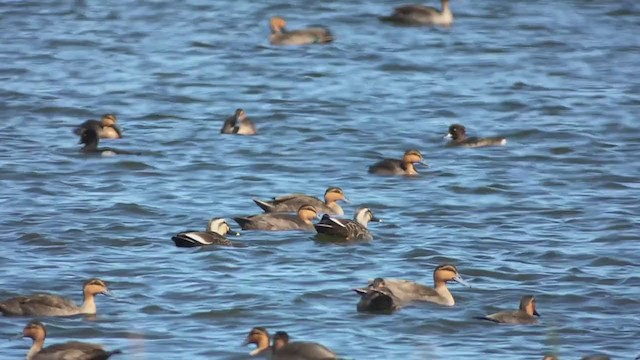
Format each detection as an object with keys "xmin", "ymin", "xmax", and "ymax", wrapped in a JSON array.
[
  {"xmin": 79, "ymin": 127, "xmax": 136, "ymax": 156},
  {"xmin": 314, "ymin": 207, "xmax": 381, "ymax": 241},
  {"xmin": 368, "ymin": 149, "xmax": 427, "ymax": 176},
  {"xmin": 0, "ymin": 279, "xmax": 110, "ymax": 317},
  {"xmin": 269, "ymin": 16, "xmax": 333, "ymax": 46},
  {"xmin": 74, "ymin": 114, "xmax": 122, "ymax": 139},
  {"xmin": 220, "ymin": 108, "xmax": 257, "ymax": 135},
  {"xmin": 358, "ymin": 264, "xmax": 468, "ymax": 306},
  {"xmin": 253, "ymin": 187, "xmax": 349, "ymax": 215},
  {"xmin": 353, "ymin": 278, "xmax": 402, "ymax": 313},
  {"xmin": 245, "ymin": 327, "xmax": 337, "ymax": 359},
  {"xmin": 379, "ymin": 1, "xmax": 453, "ymax": 27},
  {"xmin": 271, "ymin": 331, "xmax": 338, "ymax": 360},
  {"xmin": 234, "ymin": 205, "xmax": 318, "ymax": 231},
  {"xmin": 171, "ymin": 218, "xmax": 239, "ymax": 247},
  {"xmin": 475, "ymin": 295, "xmax": 540, "ymax": 324},
  {"xmin": 20, "ymin": 320, "xmax": 121, "ymax": 360},
  {"xmin": 445, "ymin": 124, "xmax": 507, "ymax": 147}
]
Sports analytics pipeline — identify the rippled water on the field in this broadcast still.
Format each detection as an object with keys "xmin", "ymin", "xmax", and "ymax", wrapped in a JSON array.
[{"xmin": 1, "ymin": 0, "xmax": 639, "ymax": 359}]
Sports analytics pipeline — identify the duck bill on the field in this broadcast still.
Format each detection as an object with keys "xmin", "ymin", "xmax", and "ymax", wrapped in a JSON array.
[
  {"xmin": 418, "ymin": 161, "xmax": 429, "ymax": 167},
  {"xmin": 102, "ymin": 290, "xmax": 114, "ymax": 297},
  {"xmin": 227, "ymin": 228, "xmax": 240, "ymax": 236},
  {"xmin": 453, "ymin": 275, "xmax": 470, "ymax": 287},
  {"xmin": 10, "ymin": 332, "xmax": 23, "ymax": 340},
  {"xmin": 534, "ymin": 309, "xmax": 541, "ymax": 317},
  {"xmin": 370, "ymin": 216, "xmax": 382, "ymax": 222},
  {"xmin": 443, "ymin": 133, "xmax": 452, "ymax": 139},
  {"xmin": 342, "ymin": 197, "xmax": 351, "ymax": 204},
  {"xmin": 352, "ymin": 288, "xmax": 368, "ymax": 295}
]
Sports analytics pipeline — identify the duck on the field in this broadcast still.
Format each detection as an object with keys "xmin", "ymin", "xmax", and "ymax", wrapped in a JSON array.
[
  {"xmin": 220, "ymin": 108, "xmax": 257, "ymax": 135},
  {"xmin": 269, "ymin": 16, "xmax": 333, "ymax": 46},
  {"xmin": 353, "ymin": 278, "xmax": 403, "ymax": 313},
  {"xmin": 271, "ymin": 331, "xmax": 338, "ymax": 360},
  {"xmin": 357, "ymin": 264, "xmax": 469, "ymax": 306},
  {"xmin": 379, "ymin": 1, "xmax": 453, "ymax": 27},
  {"xmin": 171, "ymin": 218, "xmax": 239, "ymax": 247},
  {"xmin": 234, "ymin": 205, "xmax": 318, "ymax": 231},
  {"xmin": 0, "ymin": 278, "xmax": 110, "ymax": 317},
  {"xmin": 253, "ymin": 187, "xmax": 349, "ymax": 215},
  {"xmin": 368, "ymin": 149, "xmax": 428, "ymax": 176},
  {"xmin": 74, "ymin": 114, "xmax": 122, "ymax": 139},
  {"xmin": 314, "ymin": 207, "xmax": 381, "ymax": 241},
  {"xmin": 445, "ymin": 124, "xmax": 507, "ymax": 147},
  {"xmin": 475, "ymin": 295, "xmax": 540, "ymax": 324},
  {"xmin": 245, "ymin": 327, "xmax": 337, "ymax": 359},
  {"xmin": 79, "ymin": 127, "xmax": 136, "ymax": 156},
  {"xmin": 19, "ymin": 320, "xmax": 121, "ymax": 360}
]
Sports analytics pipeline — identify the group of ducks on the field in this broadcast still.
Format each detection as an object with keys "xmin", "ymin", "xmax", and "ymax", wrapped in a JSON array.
[
  {"xmin": 7, "ymin": 1, "xmax": 614, "ymax": 359},
  {"xmin": 269, "ymin": 0, "xmax": 454, "ymax": 45}
]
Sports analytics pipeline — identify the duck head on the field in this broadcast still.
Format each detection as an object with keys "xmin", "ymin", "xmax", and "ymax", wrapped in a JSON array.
[
  {"xmin": 245, "ymin": 327, "xmax": 270, "ymax": 356},
  {"xmin": 83, "ymin": 278, "xmax": 111, "ymax": 297},
  {"xmin": 100, "ymin": 114, "xmax": 118, "ymax": 127},
  {"xmin": 234, "ymin": 108, "xmax": 247, "ymax": 122},
  {"xmin": 208, "ymin": 218, "xmax": 239, "ymax": 236},
  {"xmin": 402, "ymin": 149, "xmax": 428, "ymax": 167},
  {"xmin": 433, "ymin": 264, "xmax": 469, "ymax": 287},
  {"xmin": 79, "ymin": 127, "xmax": 100, "ymax": 147},
  {"xmin": 21, "ymin": 321, "xmax": 46, "ymax": 342},
  {"xmin": 520, "ymin": 295, "xmax": 540, "ymax": 317},
  {"xmin": 446, "ymin": 124, "xmax": 467, "ymax": 141},
  {"xmin": 324, "ymin": 187, "xmax": 350, "ymax": 204},
  {"xmin": 297, "ymin": 205, "xmax": 319, "ymax": 222},
  {"xmin": 354, "ymin": 207, "xmax": 381, "ymax": 225},
  {"xmin": 272, "ymin": 331, "xmax": 289, "ymax": 352},
  {"xmin": 270, "ymin": 17, "xmax": 287, "ymax": 33}
]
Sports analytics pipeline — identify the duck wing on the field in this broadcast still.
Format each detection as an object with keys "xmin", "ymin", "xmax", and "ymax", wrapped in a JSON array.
[
  {"xmin": 234, "ymin": 213, "xmax": 312, "ymax": 231},
  {"xmin": 314, "ymin": 216, "xmax": 371, "ymax": 241},
  {"xmin": 476, "ymin": 310, "xmax": 537, "ymax": 324},
  {"xmin": 378, "ymin": 279, "xmax": 439, "ymax": 303},
  {"xmin": 355, "ymin": 287, "xmax": 402, "ymax": 313},
  {"xmin": 1, "ymin": 293, "xmax": 78, "ymax": 316},
  {"xmin": 254, "ymin": 194, "xmax": 322, "ymax": 213},
  {"xmin": 35, "ymin": 342, "xmax": 121, "ymax": 360},
  {"xmin": 172, "ymin": 231, "xmax": 232, "ymax": 247},
  {"xmin": 273, "ymin": 341, "xmax": 337, "ymax": 360},
  {"xmin": 368, "ymin": 159, "xmax": 403, "ymax": 175}
]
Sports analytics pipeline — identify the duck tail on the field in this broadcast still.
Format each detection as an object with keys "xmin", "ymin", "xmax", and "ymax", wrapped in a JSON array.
[
  {"xmin": 171, "ymin": 235, "xmax": 197, "ymax": 248},
  {"xmin": 233, "ymin": 217, "xmax": 252, "ymax": 230},
  {"xmin": 252, "ymin": 198, "xmax": 274, "ymax": 212}
]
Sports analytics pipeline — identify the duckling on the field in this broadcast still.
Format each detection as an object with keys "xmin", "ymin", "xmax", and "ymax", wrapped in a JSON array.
[
  {"xmin": 475, "ymin": 295, "xmax": 540, "ymax": 324},
  {"xmin": 220, "ymin": 108, "xmax": 257, "ymax": 135},
  {"xmin": 245, "ymin": 327, "xmax": 337, "ymax": 359},
  {"xmin": 360, "ymin": 264, "xmax": 468, "ymax": 306},
  {"xmin": 379, "ymin": 1, "xmax": 453, "ymax": 27},
  {"xmin": 20, "ymin": 320, "xmax": 121, "ymax": 360},
  {"xmin": 445, "ymin": 124, "xmax": 507, "ymax": 147},
  {"xmin": 253, "ymin": 187, "xmax": 349, "ymax": 215},
  {"xmin": 79, "ymin": 127, "xmax": 136, "ymax": 156},
  {"xmin": 353, "ymin": 278, "xmax": 402, "ymax": 313},
  {"xmin": 271, "ymin": 331, "xmax": 338, "ymax": 360},
  {"xmin": 269, "ymin": 16, "xmax": 333, "ymax": 46},
  {"xmin": 314, "ymin": 207, "xmax": 381, "ymax": 241},
  {"xmin": 171, "ymin": 218, "xmax": 239, "ymax": 247},
  {"xmin": 234, "ymin": 205, "xmax": 318, "ymax": 231},
  {"xmin": 368, "ymin": 149, "xmax": 428, "ymax": 176},
  {"xmin": 0, "ymin": 279, "xmax": 110, "ymax": 317},
  {"xmin": 74, "ymin": 114, "xmax": 122, "ymax": 139}
]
